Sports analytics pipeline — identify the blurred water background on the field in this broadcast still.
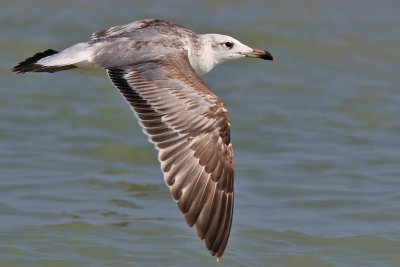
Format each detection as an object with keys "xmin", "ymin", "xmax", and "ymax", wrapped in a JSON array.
[{"xmin": 1, "ymin": 0, "xmax": 400, "ymax": 266}]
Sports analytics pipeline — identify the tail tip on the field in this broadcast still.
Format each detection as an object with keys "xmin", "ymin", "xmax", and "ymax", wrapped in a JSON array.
[{"xmin": 11, "ymin": 49, "xmax": 59, "ymax": 74}]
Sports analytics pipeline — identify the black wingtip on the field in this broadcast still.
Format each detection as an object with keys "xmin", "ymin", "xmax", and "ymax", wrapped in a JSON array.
[{"xmin": 11, "ymin": 49, "xmax": 59, "ymax": 74}]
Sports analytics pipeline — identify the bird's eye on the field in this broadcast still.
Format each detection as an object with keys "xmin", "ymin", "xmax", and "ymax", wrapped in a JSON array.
[{"xmin": 224, "ymin": 42, "xmax": 234, "ymax": 48}]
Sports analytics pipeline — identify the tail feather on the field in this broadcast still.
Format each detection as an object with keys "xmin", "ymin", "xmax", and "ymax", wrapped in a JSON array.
[{"xmin": 12, "ymin": 49, "xmax": 76, "ymax": 74}]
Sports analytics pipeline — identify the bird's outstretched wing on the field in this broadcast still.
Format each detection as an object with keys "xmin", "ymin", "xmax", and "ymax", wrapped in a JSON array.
[
  {"xmin": 91, "ymin": 19, "xmax": 194, "ymax": 41},
  {"xmin": 107, "ymin": 52, "xmax": 234, "ymax": 259}
]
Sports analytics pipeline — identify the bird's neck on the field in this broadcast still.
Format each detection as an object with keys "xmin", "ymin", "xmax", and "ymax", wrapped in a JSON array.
[{"xmin": 188, "ymin": 34, "xmax": 218, "ymax": 76}]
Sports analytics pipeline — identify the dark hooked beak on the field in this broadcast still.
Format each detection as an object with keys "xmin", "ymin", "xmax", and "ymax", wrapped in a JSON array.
[{"xmin": 244, "ymin": 49, "xmax": 274, "ymax": 61}]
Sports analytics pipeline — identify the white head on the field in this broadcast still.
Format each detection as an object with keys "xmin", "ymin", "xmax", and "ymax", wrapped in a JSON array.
[{"xmin": 188, "ymin": 33, "xmax": 273, "ymax": 76}]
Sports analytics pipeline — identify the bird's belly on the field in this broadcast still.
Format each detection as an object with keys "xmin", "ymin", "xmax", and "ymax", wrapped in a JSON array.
[{"xmin": 74, "ymin": 61, "xmax": 107, "ymax": 78}]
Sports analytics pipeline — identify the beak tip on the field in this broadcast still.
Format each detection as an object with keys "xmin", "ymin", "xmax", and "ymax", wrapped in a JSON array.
[{"xmin": 262, "ymin": 50, "xmax": 274, "ymax": 61}]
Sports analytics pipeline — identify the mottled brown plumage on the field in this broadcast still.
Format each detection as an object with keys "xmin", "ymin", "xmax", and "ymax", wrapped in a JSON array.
[{"xmin": 106, "ymin": 53, "xmax": 234, "ymax": 258}]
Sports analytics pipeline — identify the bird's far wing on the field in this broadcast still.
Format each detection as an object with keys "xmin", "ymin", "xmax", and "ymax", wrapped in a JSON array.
[
  {"xmin": 106, "ymin": 52, "xmax": 234, "ymax": 259},
  {"xmin": 91, "ymin": 19, "xmax": 194, "ymax": 41}
]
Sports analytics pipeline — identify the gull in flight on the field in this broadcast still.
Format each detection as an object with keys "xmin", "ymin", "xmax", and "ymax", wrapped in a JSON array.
[{"xmin": 12, "ymin": 19, "xmax": 273, "ymax": 259}]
